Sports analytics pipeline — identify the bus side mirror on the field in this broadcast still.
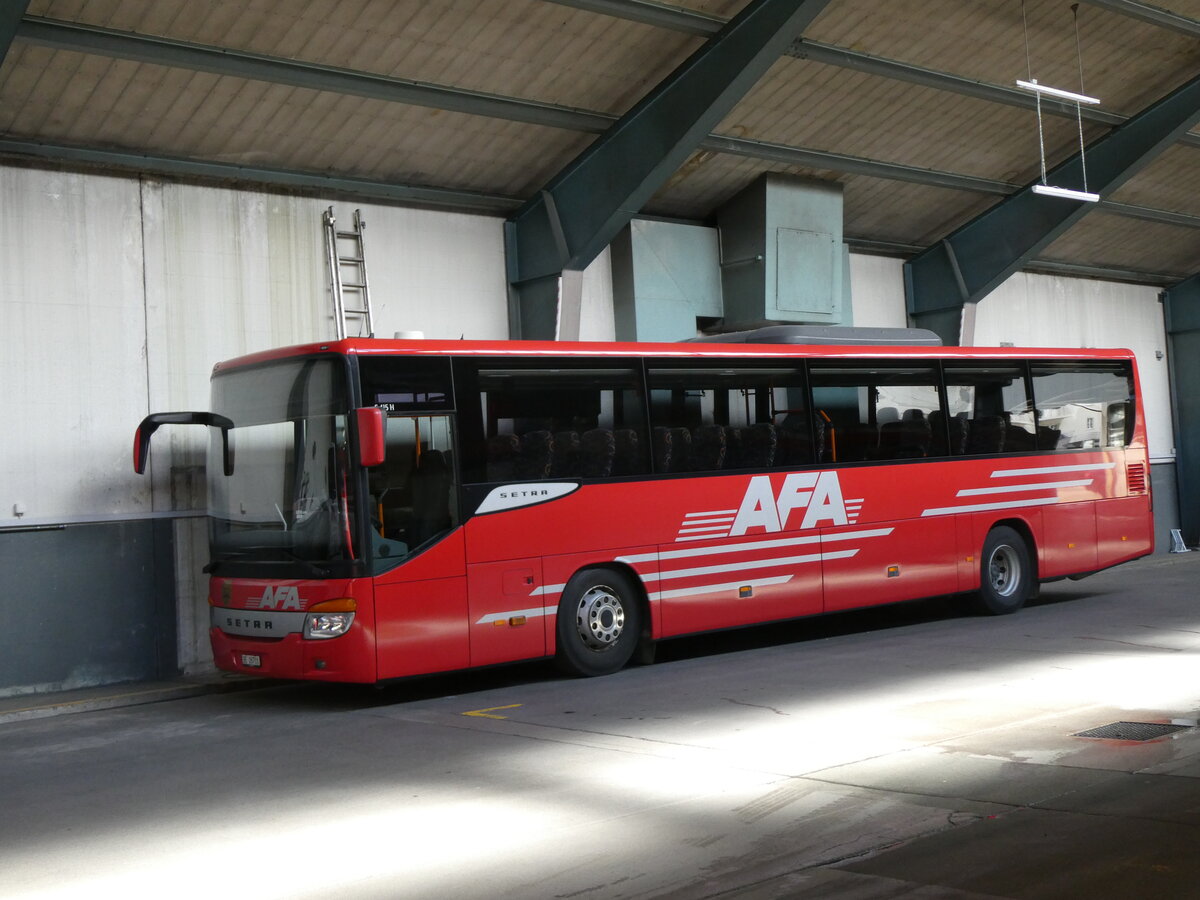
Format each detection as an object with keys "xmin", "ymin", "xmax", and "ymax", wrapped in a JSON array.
[
  {"xmin": 134, "ymin": 412, "xmax": 234, "ymax": 475},
  {"xmin": 356, "ymin": 407, "xmax": 386, "ymax": 468}
]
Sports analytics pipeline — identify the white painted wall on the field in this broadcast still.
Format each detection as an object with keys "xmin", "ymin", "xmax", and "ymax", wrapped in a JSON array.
[
  {"xmin": 1, "ymin": 167, "xmax": 151, "ymax": 527},
  {"xmin": 847, "ymin": 254, "xmax": 908, "ymax": 328}
]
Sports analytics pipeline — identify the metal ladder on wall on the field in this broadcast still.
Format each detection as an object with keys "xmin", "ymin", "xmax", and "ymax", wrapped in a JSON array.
[{"xmin": 322, "ymin": 206, "xmax": 374, "ymax": 339}]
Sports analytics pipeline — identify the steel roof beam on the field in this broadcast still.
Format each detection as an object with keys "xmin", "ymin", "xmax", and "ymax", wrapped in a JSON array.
[
  {"xmin": 1079, "ymin": 0, "xmax": 1200, "ymax": 38},
  {"xmin": 905, "ymin": 71, "xmax": 1200, "ymax": 344},
  {"xmin": 505, "ymin": 0, "xmax": 832, "ymax": 339},
  {"xmin": 0, "ymin": 138, "xmax": 520, "ymax": 213},
  {"xmin": 705, "ymin": 134, "xmax": 1017, "ymax": 194},
  {"xmin": 0, "ymin": 1, "xmax": 30, "ymax": 69},
  {"xmin": 543, "ymin": 0, "xmax": 723, "ymax": 35},
  {"xmin": 1163, "ymin": 269, "xmax": 1200, "ymax": 545}
]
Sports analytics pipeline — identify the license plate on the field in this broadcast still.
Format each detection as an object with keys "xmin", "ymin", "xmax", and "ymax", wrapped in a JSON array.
[{"xmin": 240, "ymin": 654, "xmax": 262, "ymax": 668}]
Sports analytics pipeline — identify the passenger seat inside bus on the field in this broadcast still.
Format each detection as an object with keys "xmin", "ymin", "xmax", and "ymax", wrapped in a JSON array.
[
  {"xmin": 551, "ymin": 430, "xmax": 580, "ymax": 477},
  {"xmin": 486, "ymin": 433, "xmax": 520, "ymax": 482},
  {"xmin": 516, "ymin": 430, "xmax": 554, "ymax": 479},
  {"xmin": 612, "ymin": 428, "xmax": 640, "ymax": 476},
  {"xmin": 410, "ymin": 449, "xmax": 452, "ymax": 545},
  {"xmin": 690, "ymin": 425, "xmax": 726, "ymax": 471},
  {"xmin": 966, "ymin": 415, "xmax": 1006, "ymax": 454}
]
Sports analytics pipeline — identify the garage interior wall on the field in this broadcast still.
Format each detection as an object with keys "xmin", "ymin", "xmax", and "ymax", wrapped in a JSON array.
[{"xmin": 0, "ymin": 161, "xmax": 1176, "ymax": 692}]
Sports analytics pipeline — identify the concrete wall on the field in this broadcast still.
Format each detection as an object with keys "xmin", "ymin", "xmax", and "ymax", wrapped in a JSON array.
[{"xmin": 0, "ymin": 160, "xmax": 1178, "ymax": 693}]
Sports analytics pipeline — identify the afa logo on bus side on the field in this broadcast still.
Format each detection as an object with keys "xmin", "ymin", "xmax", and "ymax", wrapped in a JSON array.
[{"xmin": 731, "ymin": 472, "xmax": 849, "ymax": 535}]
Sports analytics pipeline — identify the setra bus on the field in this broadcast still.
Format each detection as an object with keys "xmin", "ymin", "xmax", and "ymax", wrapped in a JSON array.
[{"xmin": 134, "ymin": 327, "xmax": 1153, "ymax": 681}]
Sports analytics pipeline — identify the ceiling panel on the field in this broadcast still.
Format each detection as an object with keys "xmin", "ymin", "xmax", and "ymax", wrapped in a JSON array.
[
  {"xmin": 28, "ymin": 0, "xmax": 703, "ymax": 116},
  {"xmin": 1042, "ymin": 210, "xmax": 1200, "ymax": 276}
]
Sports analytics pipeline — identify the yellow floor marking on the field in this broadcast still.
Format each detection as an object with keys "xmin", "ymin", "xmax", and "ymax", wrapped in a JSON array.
[{"xmin": 462, "ymin": 703, "xmax": 522, "ymax": 719}]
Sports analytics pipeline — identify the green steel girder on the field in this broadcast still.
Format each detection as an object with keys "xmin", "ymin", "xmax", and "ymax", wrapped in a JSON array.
[
  {"xmin": 1164, "ymin": 272, "xmax": 1200, "ymax": 546},
  {"xmin": 505, "ymin": 0, "xmax": 832, "ymax": 339},
  {"xmin": 0, "ymin": 138, "xmax": 519, "ymax": 213},
  {"xmin": 1080, "ymin": 0, "xmax": 1200, "ymax": 37},
  {"xmin": 904, "ymin": 71, "xmax": 1200, "ymax": 345},
  {"xmin": 1, "ymin": 1, "xmax": 30, "ymax": 67}
]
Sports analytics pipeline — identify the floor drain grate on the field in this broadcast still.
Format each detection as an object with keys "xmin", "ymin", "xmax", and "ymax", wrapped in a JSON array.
[{"xmin": 1073, "ymin": 721, "xmax": 1189, "ymax": 741}]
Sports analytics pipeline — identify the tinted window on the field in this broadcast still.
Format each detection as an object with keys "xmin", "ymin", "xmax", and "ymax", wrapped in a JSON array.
[
  {"xmin": 1030, "ymin": 362, "xmax": 1133, "ymax": 449},
  {"xmin": 646, "ymin": 364, "xmax": 813, "ymax": 472},
  {"xmin": 943, "ymin": 364, "xmax": 1034, "ymax": 455},
  {"xmin": 359, "ymin": 357, "xmax": 454, "ymax": 412},
  {"xmin": 809, "ymin": 363, "xmax": 945, "ymax": 462},
  {"xmin": 471, "ymin": 365, "xmax": 648, "ymax": 482}
]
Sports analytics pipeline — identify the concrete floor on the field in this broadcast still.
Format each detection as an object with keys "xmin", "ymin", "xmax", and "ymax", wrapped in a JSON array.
[{"xmin": 2, "ymin": 552, "xmax": 1200, "ymax": 899}]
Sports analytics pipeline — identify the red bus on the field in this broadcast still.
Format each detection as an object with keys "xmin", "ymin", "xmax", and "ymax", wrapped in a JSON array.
[{"xmin": 134, "ymin": 328, "xmax": 1153, "ymax": 682}]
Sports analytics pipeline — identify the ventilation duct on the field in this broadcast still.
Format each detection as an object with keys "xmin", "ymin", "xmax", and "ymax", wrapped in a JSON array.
[{"xmin": 716, "ymin": 174, "xmax": 850, "ymax": 330}]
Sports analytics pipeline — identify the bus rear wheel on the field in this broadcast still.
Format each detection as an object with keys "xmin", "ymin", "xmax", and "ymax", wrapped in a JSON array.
[
  {"xmin": 972, "ymin": 526, "xmax": 1033, "ymax": 615},
  {"xmin": 555, "ymin": 568, "xmax": 642, "ymax": 677}
]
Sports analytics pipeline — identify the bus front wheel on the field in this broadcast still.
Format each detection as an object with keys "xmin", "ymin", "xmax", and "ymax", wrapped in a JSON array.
[
  {"xmin": 972, "ymin": 526, "xmax": 1033, "ymax": 615},
  {"xmin": 555, "ymin": 568, "xmax": 642, "ymax": 677}
]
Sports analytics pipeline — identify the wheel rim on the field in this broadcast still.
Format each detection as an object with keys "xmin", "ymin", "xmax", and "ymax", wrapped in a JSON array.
[
  {"xmin": 574, "ymin": 584, "xmax": 625, "ymax": 651},
  {"xmin": 988, "ymin": 544, "xmax": 1021, "ymax": 597}
]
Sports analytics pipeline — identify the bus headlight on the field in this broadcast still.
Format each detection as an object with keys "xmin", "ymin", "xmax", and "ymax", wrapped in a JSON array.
[
  {"xmin": 305, "ymin": 612, "xmax": 355, "ymax": 639},
  {"xmin": 303, "ymin": 598, "xmax": 357, "ymax": 639}
]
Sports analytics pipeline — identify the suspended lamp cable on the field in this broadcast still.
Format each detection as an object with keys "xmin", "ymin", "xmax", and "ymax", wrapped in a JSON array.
[
  {"xmin": 1021, "ymin": 0, "xmax": 1049, "ymax": 186},
  {"xmin": 1072, "ymin": 3, "xmax": 1089, "ymax": 194}
]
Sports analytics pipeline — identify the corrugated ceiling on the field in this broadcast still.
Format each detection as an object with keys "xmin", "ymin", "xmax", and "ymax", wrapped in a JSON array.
[{"xmin": 3, "ymin": 0, "xmax": 1200, "ymax": 283}]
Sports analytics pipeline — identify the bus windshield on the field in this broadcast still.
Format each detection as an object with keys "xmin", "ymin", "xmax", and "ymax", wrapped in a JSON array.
[{"xmin": 208, "ymin": 357, "xmax": 356, "ymax": 572}]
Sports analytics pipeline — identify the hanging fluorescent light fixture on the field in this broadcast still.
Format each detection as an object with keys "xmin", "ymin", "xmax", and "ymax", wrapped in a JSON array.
[
  {"xmin": 1015, "ymin": 78, "xmax": 1100, "ymax": 105},
  {"xmin": 1032, "ymin": 183, "xmax": 1100, "ymax": 202},
  {"xmin": 1017, "ymin": 2, "xmax": 1102, "ymax": 204}
]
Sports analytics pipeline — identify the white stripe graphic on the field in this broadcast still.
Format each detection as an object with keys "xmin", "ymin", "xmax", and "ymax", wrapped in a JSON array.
[
  {"xmin": 957, "ymin": 479, "xmax": 1092, "ymax": 496},
  {"xmin": 679, "ymin": 525, "xmax": 731, "ymax": 534},
  {"xmin": 685, "ymin": 509, "xmax": 738, "ymax": 518},
  {"xmin": 528, "ymin": 583, "xmax": 566, "ymax": 597},
  {"xmin": 679, "ymin": 516, "xmax": 737, "ymax": 526},
  {"xmin": 922, "ymin": 497, "xmax": 1060, "ymax": 516},
  {"xmin": 649, "ymin": 576, "xmax": 794, "ymax": 601},
  {"xmin": 618, "ymin": 528, "xmax": 893, "ymax": 565},
  {"xmin": 991, "ymin": 463, "xmax": 1115, "ymax": 477},
  {"xmin": 644, "ymin": 548, "xmax": 858, "ymax": 584},
  {"xmin": 475, "ymin": 605, "xmax": 557, "ymax": 625}
]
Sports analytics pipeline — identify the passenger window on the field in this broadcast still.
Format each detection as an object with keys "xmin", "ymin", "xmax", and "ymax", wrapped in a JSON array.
[
  {"xmin": 809, "ymin": 363, "xmax": 944, "ymax": 462},
  {"xmin": 1030, "ymin": 362, "xmax": 1133, "ymax": 449},
  {"xmin": 645, "ymin": 364, "xmax": 813, "ymax": 472},
  {"xmin": 368, "ymin": 414, "xmax": 458, "ymax": 570},
  {"xmin": 943, "ymin": 364, "xmax": 1035, "ymax": 455},
  {"xmin": 475, "ymin": 366, "xmax": 648, "ymax": 482}
]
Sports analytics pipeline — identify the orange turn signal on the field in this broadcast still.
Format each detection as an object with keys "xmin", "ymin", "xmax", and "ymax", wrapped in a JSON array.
[{"xmin": 308, "ymin": 598, "xmax": 357, "ymax": 613}]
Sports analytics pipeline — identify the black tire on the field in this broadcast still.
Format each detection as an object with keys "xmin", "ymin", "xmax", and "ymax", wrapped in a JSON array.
[
  {"xmin": 971, "ymin": 526, "xmax": 1033, "ymax": 615},
  {"xmin": 555, "ymin": 568, "xmax": 642, "ymax": 677}
]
